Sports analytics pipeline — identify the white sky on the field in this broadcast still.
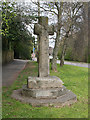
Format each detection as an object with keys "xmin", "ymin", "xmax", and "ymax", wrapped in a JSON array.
[{"xmin": 6, "ymin": 0, "xmax": 90, "ymax": 2}]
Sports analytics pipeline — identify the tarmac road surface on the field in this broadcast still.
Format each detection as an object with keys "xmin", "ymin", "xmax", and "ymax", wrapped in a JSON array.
[{"xmin": 2, "ymin": 59, "xmax": 28, "ymax": 87}]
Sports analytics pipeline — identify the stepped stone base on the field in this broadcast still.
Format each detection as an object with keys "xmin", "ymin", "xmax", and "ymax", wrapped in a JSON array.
[
  {"xmin": 22, "ymin": 85, "xmax": 68, "ymax": 99},
  {"xmin": 11, "ymin": 88, "xmax": 77, "ymax": 107},
  {"xmin": 11, "ymin": 76, "xmax": 77, "ymax": 107}
]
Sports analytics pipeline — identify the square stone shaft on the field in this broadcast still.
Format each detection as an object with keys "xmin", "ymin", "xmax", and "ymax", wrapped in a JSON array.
[{"xmin": 34, "ymin": 16, "xmax": 54, "ymax": 77}]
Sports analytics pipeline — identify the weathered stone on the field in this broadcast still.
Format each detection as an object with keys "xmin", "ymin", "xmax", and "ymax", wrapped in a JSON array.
[
  {"xmin": 11, "ymin": 88, "xmax": 77, "ymax": 107},
  {"xmin": 22, "ymin": 85, "xmax": 67, "ymax": 99},
  {"xmin": 34, "ymin": 16, "xmax": 54, "ymax": 77},
  {"xmin": 27, "ymin": 76, "xmax": 64, "ymax": 89}
]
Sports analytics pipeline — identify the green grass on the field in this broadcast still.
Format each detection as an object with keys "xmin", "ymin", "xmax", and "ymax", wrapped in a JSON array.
[{"xmin": 2, "ymin": 62, "xmax": 88, "ymax": 118}]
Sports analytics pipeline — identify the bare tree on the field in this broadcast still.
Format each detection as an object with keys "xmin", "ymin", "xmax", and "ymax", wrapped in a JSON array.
[
  {"xmin": 50, "ymin": 2, "xmax": 83, "ymax": 70},
  {"xmin": 59, "ymin": 3, "xmax": 83, "ymax": 66},
  {"xmin": 60, "ymin": 3, "xmax": 88, "ymax": 65},
  {"xmin": 27, "ymin": 2, "xmax": 84, "ymax": 69}
]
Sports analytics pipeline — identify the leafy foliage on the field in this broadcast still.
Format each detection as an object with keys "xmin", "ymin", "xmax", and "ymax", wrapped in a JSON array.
[
  {"xmin": 1, "ymin": 1, "xmax": 35, "ymax": 59},
  {"xmin": 1, "ymin": 2, "xmax": 16, "ymax": 37}
]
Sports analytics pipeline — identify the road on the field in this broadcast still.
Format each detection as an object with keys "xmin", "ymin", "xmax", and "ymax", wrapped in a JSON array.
[
  {"xmin": 57, "ymin": 60, "xmax": 89, "ymax": 68},
  {"xmin": 2, "ymin": 59, "xmax": 28, "ymax": 87}
]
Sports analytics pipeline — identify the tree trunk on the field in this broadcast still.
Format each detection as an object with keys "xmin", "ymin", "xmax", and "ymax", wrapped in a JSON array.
[
  {"xmin": 51, "ymin": 31, "xmax": 60, "ymax": 71},
  {"xmin": 60, "ymin": 39, "xmax": 67, "ymax": 67},
  {"xmin": 51, "ymin": 2, "xmax": 63, "ymax": 71},
  {"xmin": 60, "ymin": 45, "xmax": 66, "ymax": 66}
]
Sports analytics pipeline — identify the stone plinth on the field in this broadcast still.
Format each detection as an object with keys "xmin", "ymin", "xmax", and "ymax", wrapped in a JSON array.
[
  {"xmin": 27, "ymin": 76, "xmax": 64, "ymax": 89},
  {"xmin": 22, "ymin": 85, "xmax": 67, "ymax": 99},
  {"xmin": 11, "ymin": 76, "xmax": 77, "ymax": 107},
  {"xmin": 22, "ymin": 76, "xmax": 64, "ymax": 99},
  {"xmin": 21, "ymin": 76, "xmax": 76, "ymax": 101}
]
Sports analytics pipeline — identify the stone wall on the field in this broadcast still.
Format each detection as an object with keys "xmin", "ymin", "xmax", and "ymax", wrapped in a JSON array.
[{"xmin": 2, "ymin": 50, "xmax": 14, "ymax": 64}]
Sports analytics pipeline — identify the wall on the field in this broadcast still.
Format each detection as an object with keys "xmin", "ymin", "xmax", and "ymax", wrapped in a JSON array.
[{"xmin": 2, "ymin": 50, "xmax": 14, "ymax": 64}]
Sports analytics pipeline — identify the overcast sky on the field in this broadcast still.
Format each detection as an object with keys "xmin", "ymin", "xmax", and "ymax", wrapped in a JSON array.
[{"xmin": 5, "ymin": 0, "xmax": 90, "ymax": 2}]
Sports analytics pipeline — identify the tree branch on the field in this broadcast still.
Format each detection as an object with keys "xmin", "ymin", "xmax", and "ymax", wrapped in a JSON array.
[{"xmin": 32, "ymin": 1, "xmax": 58, "ymax": 16}]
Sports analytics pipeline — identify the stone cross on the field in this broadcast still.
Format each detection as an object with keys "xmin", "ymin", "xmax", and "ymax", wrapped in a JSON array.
[{"xmin": 34, "ymin": 16, "xmax": 54, "ymax": 77}]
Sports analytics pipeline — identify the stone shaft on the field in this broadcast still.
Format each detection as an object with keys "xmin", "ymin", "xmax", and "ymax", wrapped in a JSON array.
[{"xmin": 34, "ymin": 16, "xmax": 54, "ymax": 77}]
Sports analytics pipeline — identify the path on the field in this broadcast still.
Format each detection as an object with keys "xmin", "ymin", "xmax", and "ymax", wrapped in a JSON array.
[
  {"xmin": 2, "ymin": 59, "xmax": 28, "ymax": 87},
  {"xmin": 57, "ymin": 60, "xmax": 89, "ymax": 68}
]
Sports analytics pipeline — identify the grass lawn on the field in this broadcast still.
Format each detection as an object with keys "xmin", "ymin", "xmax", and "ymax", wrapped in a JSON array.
[{"xmin": 2, "ymin": 62, "xmax": 88, "ymax": 118}]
